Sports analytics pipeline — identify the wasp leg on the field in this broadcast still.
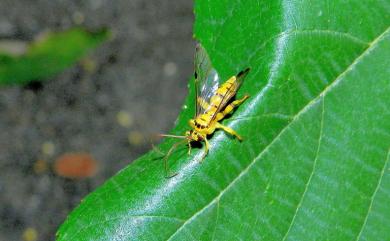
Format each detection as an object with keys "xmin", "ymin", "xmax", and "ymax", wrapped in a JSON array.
[
  {"xmin": 163, "ymin": 139, "xmax": 187, "ymax": 178},
  {"xmin": 200, "ymin": 137, "xmax": 210, "ymax": 161},
  {"xmin": 217, "ymin": 95, "xmax": 249, "ymax": 121},
  {"xmin": 215, "ymin": 122, "xmax": 243, "ymax": 141},
  {"xmin": 187, "ymin": 140, "xmax": 192, "ymax": 155},
  {"xmin": 151, "ymin": 143, "xmax": 165, "ymax": 156},
  {"xmin": 164, "ymin": 155, "xmax": 178, "ymax": 178},
  {"xmin": 197, "ymin": 97, "xmax": 210, "ymax": 110}
]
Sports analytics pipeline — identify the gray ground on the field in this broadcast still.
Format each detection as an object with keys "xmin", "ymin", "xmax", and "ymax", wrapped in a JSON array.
[{"xmin": 0, "ymin": 1, "xmax": 194, "ymax": 240}]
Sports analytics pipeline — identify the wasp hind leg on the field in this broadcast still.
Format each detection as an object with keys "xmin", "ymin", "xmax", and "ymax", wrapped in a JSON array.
[
  {"xmin": 215, "ymin": 122, "xmax": 243, "ymax": 141},
  {"xmin": 217, "ymin": 95, "xmax": 249, "ymax": 121},
  {"xmin": 213, "ymin": 95, "xmax": 248, "ymax": 141}
]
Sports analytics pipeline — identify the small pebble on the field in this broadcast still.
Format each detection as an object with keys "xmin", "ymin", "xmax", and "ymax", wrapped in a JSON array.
[
  {"xmin": 41, "ymin": 141, "xmax": 55, "ymax": 156},
  {"xmin": 163, "ymin": 62, "xmax": 178, "ymax": 77},
  {"xmin": 33, "ymin": 159, "xmax": 48, "ymax": 174},
  {"xmin": 117, "ymin": 111, "xmax": 133, "ymax": 128},
  {"xmin": 54, "ymin": 153, "xmax": 98, "ymax": 179},
  {"xmin": 22, "ymin": 227, "xmax": 38, "ymax": 241},
  {"xmin": 128, "ymin": 131, "xmax": 145, "ymax": 146}
]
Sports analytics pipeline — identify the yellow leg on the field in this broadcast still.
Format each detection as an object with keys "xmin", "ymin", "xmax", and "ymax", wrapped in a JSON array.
[
  {"xmin": 215, "ymin": 122, "xmax": 243, "ymax": 141},
  {"xmin": 201, "ymin": 137, "xmax": 210, "ymax": 161},
  {"xmin": 217, "ymin": 95, "xmax": 249, "ymax": 121},
  {"xmin": 187, "ymin": 140, "xmax": 192, "ymax": 155}
]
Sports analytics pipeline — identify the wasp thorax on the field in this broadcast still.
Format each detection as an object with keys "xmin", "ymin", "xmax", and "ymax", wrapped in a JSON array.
[{"xmin": 188, "ymin": 119, "xmax": 196, "ymax": 128}]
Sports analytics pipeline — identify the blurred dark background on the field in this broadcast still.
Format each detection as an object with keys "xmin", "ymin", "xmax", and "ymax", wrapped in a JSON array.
[{"xmin": 0, "ymin": 1, "xmax": 194, "ymax": 240}]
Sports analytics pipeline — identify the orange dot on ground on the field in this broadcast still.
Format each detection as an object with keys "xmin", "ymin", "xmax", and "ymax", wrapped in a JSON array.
[{"xmin": 54, "ymin": 152, "xmax": 98, "ymax": 179}]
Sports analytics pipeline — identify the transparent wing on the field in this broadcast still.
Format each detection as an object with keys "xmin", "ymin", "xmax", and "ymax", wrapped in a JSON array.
[
  {"xmin": 194, "ymin": 44, "xmax": 220, "ymax": 116},
  {"xmin": 207, "ymin": 67, "xmax": 250, "ymax": 122}
]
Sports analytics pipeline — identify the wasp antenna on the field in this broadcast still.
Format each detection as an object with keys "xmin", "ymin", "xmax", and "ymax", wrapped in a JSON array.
[{"xmin": 159, "ymin": 134, "xmax": 187, "ymax": 139}]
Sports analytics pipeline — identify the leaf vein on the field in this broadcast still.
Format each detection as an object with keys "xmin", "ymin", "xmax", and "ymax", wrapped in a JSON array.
[
  {"xmin": 281, "ymin": 96, "xmax": 325, "ymax": 240},
  {"xmin": 211, "ymin": 199, "xmax": 221, "ymax": 241},
  {"xmin": 355, "ymin": 148, "xmax": 390, "ymax": 241},
  {"xmin": 248, "ymin": 28, "xmax": 369, "ymax": 63}
]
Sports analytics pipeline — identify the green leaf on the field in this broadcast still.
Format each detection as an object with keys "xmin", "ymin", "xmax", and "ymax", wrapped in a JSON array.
[
  {"xmin": 57, "ymin": 1, "xmax": 390, "ymax": 240},
  {"xmin": 0, "ymin": 28, "xmax": 109, "ymax": 85}
]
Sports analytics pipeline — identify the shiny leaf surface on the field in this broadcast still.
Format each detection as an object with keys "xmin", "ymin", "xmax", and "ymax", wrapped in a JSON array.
[{"xmin": 57, "ymin": 1, "xmax": 390, "ymax": 240}]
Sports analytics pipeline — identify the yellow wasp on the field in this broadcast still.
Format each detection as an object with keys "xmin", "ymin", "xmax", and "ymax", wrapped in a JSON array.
[{"xmin": 161, "ymin": 44, "xmax": 250, "ymax": 176}]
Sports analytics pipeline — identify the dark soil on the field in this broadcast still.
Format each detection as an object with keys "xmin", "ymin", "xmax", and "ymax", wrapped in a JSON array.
[{"xmin": 0, "ymin": 1, "xmax": 194, "ymax": 240}]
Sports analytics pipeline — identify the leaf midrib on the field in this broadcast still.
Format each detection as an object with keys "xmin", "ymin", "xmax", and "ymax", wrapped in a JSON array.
[{"xmin": 166, "ymin": 26, "xmax": 390, "ymax": 240}]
